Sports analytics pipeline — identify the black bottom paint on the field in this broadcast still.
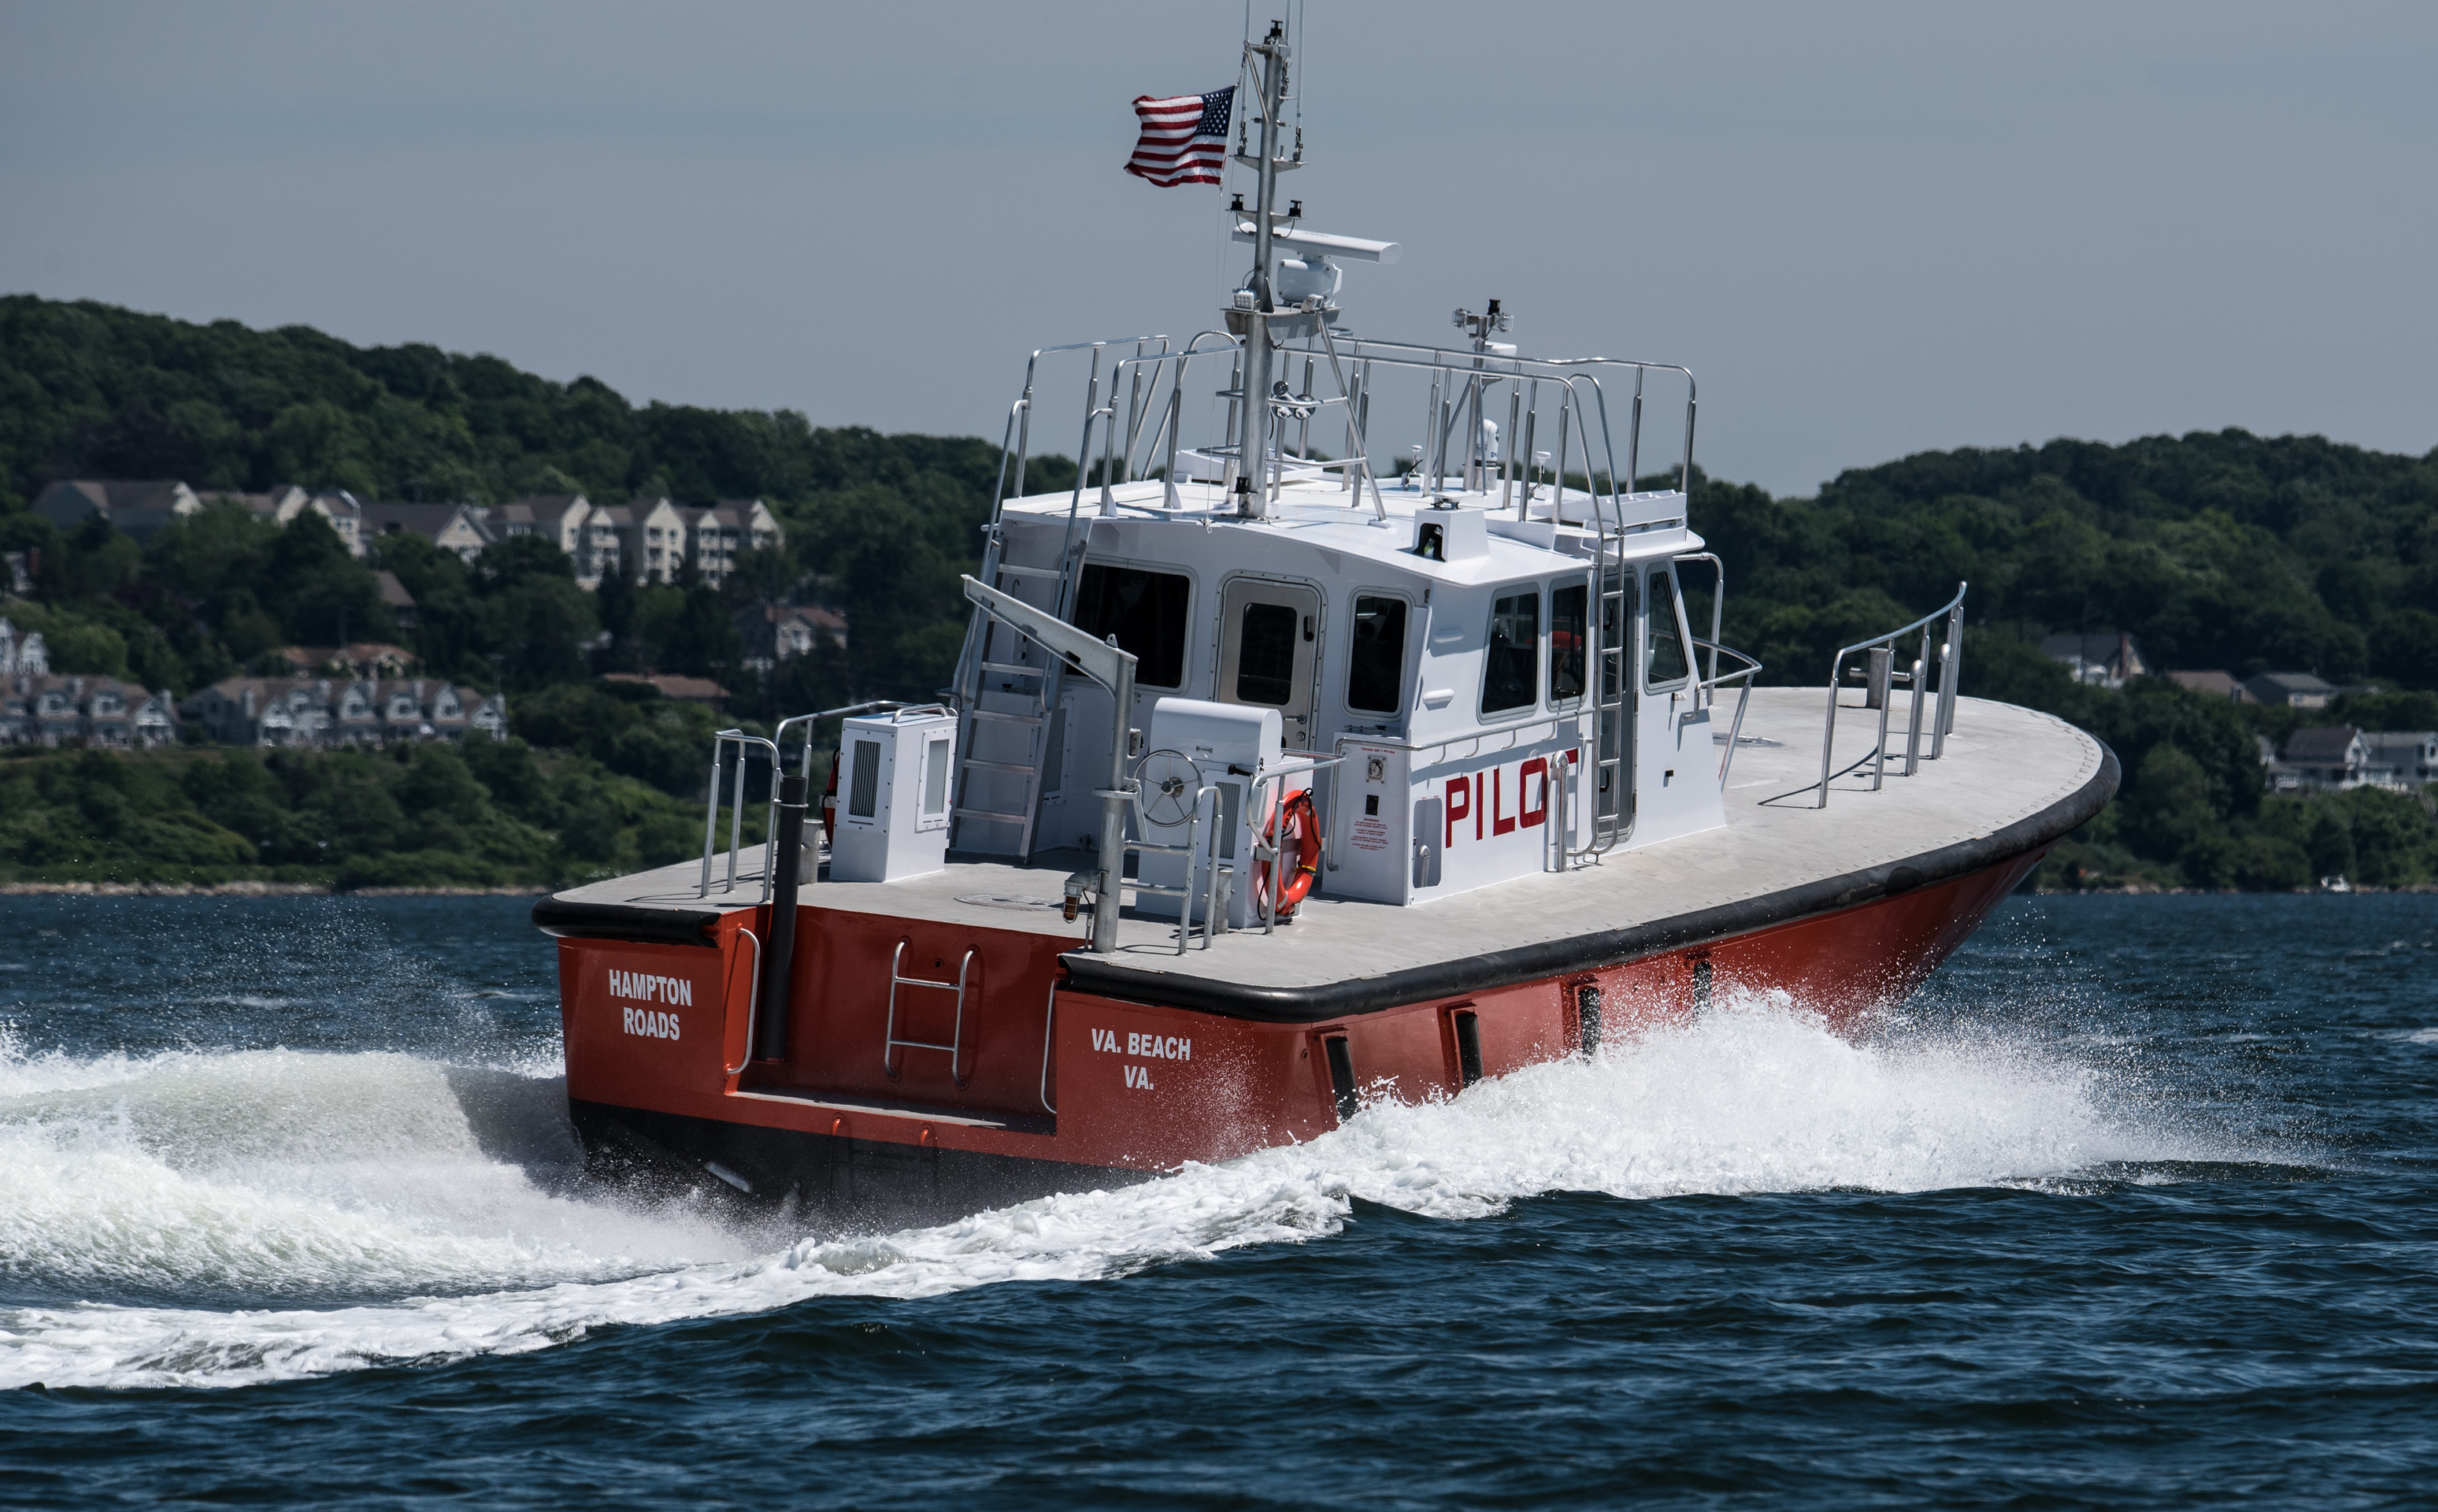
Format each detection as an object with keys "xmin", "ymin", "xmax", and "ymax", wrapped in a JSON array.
[{"xmin": 568, "ymin": 1099, "xmax": 1143, "ymax": 1228}]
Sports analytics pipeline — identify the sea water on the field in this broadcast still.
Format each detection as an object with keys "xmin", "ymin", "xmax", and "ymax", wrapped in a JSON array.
[{"xmin": 0, "ymin": 894, "xmax": 2431, "ymax": 1506}]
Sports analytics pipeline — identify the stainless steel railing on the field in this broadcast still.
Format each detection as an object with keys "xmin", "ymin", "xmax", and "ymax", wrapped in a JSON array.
[
  {"xmin": 698, "ymin": 702, "xmax": 921, "ymax": 902},
  {"xmin": 1816, "ymin": 583, "xmax": 1967, "ymax": 808},
  {"xmin": 698, "ymin": 731, "xmax": 780, "ymax": 900},
  {"xmin": 1691, "ymin": 639, "xmax": 1765, "ymax": 785}
]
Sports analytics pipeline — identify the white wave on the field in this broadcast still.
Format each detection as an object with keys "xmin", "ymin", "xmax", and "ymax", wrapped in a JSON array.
[{"xmin": 0, "ymin": 995, "xmax": 2222, "ymax": 1392}]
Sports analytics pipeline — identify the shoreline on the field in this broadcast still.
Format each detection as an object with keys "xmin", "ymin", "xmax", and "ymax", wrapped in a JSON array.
[{"xmin": 0, "ymin": 881, "xmax": 545, "ymax": 898}]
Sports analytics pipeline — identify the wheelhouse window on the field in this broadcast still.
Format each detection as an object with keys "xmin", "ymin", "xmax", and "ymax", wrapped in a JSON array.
[
  {"xmin": 1074, "ymin": 565, "xmax": 1190, "ymax": 687},
  {"xmin": 1645, "ymin": 569, "xmax": 1690, "ymax": 687},
  {"xmin": 1550, "ymin": 580, "xmax": 1588, "ymax": 702},
  {"xmin": 1347, "ymin": 595, "xmax": 1408, "ymax": 713},
  {"xmin": 1481, "ymin": 588, "xmax": 1540, "ymax": 715},
  {"xmin": 1235, "ymin": 602, "xmax": 1299, "ymax": 705}
]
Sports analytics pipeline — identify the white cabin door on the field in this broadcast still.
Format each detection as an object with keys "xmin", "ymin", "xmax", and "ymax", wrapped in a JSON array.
[{"xmin": 1216, "ymin": 577, "xmax": 1322, "ymax": 750}]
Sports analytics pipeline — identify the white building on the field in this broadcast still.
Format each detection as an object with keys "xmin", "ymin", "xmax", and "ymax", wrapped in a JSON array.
[
  {"xmin": 2360, "ymin": 731, "xmax": 2438, "ymax": 788},
  {"xmin": 687, "ymin": 499, "xmax": 784, "ymax": 587},
  {"xmin": 0, "ymin": 617, "xmax": 48, "ymax": 676}
]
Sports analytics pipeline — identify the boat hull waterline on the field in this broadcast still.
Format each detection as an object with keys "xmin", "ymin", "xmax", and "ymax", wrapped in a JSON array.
[{"xmin": 543, "ymin": 775, "xmax": 2099, "ymax": 1220}]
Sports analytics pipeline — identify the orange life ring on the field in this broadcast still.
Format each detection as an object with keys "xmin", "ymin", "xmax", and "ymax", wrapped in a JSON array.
[
  {"xmin": 1257, "ymin": 788, "xmax": 1321, "ymax": 917},
  {"xmin": 822, "ymin": 755, "xmax": 839, "ymax": 847}
]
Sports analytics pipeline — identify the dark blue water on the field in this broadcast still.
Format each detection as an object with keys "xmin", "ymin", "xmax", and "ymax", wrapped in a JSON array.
[{"xmin": 2, "ymin": 895, "xmax": 2432, "ymax": 1507}]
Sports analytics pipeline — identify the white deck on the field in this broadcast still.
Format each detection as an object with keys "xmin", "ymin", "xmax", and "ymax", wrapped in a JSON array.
[{"xmin": 550, "ymin": 688, "xmax": 2106, "ymax": 994}]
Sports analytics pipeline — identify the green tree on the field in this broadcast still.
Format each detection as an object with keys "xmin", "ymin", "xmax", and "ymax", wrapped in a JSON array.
[{"xmin": 2369, "ymin": 610, "xmax": 2438, "ymax": 689}]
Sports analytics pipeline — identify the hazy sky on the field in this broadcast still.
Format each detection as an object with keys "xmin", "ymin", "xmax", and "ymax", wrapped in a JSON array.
[{"xmin": 4, "ymin": 1, "xmax": 2432, "ymax": 495}]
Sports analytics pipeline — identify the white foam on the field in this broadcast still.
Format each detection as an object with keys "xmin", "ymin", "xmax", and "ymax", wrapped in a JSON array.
[{"xmin": 0, "ymin": 995, "xmax": 2224, "ymax": 1392}]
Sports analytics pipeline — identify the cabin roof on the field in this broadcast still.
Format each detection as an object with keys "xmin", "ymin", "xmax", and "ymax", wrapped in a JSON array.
[{"xmin": 999, "ymin": 475, "xmax": 1698, "ymax": 584}]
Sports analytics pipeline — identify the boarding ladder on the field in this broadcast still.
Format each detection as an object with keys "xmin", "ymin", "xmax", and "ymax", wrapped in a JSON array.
[{"xmin": 948, "ymin": 336, "xmax": 1169, "ymax": 860}]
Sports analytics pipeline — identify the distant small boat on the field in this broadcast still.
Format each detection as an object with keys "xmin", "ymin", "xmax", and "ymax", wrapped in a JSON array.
[
  {"xmin": 532, "ymin": 20, "xmax": 2115, "ymax": 1221},
  {"xmin": 2321, "ymin": 876, "xmax": 2353, "ymax": 893}
]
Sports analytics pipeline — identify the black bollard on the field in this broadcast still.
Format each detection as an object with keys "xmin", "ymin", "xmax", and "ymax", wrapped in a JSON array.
[{"xmin": 755, "ymin": 773, "xmax": 806, "ymax": 1064}]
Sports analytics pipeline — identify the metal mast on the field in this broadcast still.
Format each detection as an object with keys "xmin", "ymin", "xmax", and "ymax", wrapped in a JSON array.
[{"xmin": 1235, "ymin": 20, "xmax": 1291, "ymax": 519}]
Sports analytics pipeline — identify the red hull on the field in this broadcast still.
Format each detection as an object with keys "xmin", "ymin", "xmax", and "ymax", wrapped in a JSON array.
[{"xmin": 557, "ymin": 846, "xmax": 2047, "ymax": 1206}]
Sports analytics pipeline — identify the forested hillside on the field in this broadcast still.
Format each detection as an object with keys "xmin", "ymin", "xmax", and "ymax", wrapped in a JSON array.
[{"xmin": 5, "ymin": 294, "xmax": 2438, "ymax": 891}]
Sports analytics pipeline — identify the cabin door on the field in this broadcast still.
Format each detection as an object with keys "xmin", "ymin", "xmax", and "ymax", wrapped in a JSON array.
[{"xmin": 1216, "ymin": 577, "xmax": 1322, "ymax": 750}]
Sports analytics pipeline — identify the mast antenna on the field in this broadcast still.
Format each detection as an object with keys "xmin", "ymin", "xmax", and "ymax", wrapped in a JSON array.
[{"xmin": 1232, "ymin": 19, "xmax": 1291, "ymax": 519}]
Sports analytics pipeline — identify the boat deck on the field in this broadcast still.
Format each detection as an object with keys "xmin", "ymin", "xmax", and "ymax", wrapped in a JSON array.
[{"xmin": 541, "ymin": 690, "xmax": 2112, "ymax": 1013}]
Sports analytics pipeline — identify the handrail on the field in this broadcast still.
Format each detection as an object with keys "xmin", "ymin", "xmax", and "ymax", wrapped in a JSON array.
[
  {"xmin": 1250, "ymin": 754, "xmax": 1346, "ymax": 935},
  {"xmin": 773, "ymin": 700, "xmax": 906, "ymax": 781},
  {"xmin": 1816, "ymin": 582, "xmax": 1967, "ymax": 809},
  {"xmin": 698, "ymin": 732, "xmax": 780, "ymax": 900},
  {"xmin": 1690, "ymin": 638, "xmax": 1763, "ymax": 785},
  {"xmin": 1677, "ymin": 552, "xmax": 1726, "ymax": 699},
  {"xmin": 1037, "ymin": 975, "xmax": 1060, "ymax": 1116},
  {"xmin": 721, "ymin": 926, "xmax": 762, "ymax": 1077},
  {"xmin": 1120, "ymin": 776, "xmax": 1234, "ymax": 953},
  {"xmin": 698, "ymin": 703, "xmax": 917, "ymax": 896}
]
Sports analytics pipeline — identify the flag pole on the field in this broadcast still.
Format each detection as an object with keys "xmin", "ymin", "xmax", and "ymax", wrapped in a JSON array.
[{"xmin": 1236, "ymin": 20, "xmax": 1290, "ymax": 521}]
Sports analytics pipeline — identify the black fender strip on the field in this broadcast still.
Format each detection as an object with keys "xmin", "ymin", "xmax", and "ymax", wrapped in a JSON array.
[
  {"xmin": 530, "ymin": 895, "xmax": 727, "ymax": 949},
  {"xmin": 1059, "ymin": 742, "xmax": 2118, "ymax": 1022}
]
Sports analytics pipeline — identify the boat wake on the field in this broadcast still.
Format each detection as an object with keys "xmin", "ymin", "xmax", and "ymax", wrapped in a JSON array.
[{"xmin": 0, "ymin": 995, "xmax": 2256, "ymax": 1391}]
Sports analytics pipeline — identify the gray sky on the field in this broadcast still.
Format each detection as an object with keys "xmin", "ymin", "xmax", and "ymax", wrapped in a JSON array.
[{"xmin": 4, "ymin": 1, "xmax": 2432, "ymax": 496}]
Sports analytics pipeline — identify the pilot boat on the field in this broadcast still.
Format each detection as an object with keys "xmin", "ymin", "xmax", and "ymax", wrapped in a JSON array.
[{"xmin": 532, "ymin": 24, "xmax": 2116, "ymax": 1219}]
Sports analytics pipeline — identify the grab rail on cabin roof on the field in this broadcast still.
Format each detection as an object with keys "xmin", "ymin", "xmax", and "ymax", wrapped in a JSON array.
[
  {"xmin": 987, "ymin": 332, "xmax": 1695, "ymax": 521},
  {"xmin": 1816, "ymin": 583, "xmax": 1968, "ymax": 809}
]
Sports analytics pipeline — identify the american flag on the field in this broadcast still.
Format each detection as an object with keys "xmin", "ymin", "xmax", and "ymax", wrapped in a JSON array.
[{"xmin": 1124, "ymin": 86, "xmax": 1234, "ymax": 187}]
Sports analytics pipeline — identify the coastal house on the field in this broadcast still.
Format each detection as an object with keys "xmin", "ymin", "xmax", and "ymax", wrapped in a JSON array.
[
  {"xmin": 2275, "ymin": 725, "xmax": 2369, "ymax": 791},
  {"xmin": 303, "ymin": 491, "xmax": 366, "ymax": 555},
  {"xmin": 376, "ymin": 570, "xmax": 419, "ymax": 632},
  {"xmin": 2359, "ymin": 731, "xmax": 2438, "ymax": 788},
  {"xmin": 1, "ymin": 674, "xmax": 176, "ymax": 747},
  {"xmin": 182, "ymin": 679, "xmax": 334, "ymax": 747},
  {"xmin": 579, "ymin": 505, "xmax": 630, "ymax": 586},
  {"xmin": 2039, "ymin": 631, "xmax": 2147, "ymax": 689},
  {"xmin": 497, "ymin": 495, "xmax": 592, "ymax": 559},
  {"xmin": 736, "ymin": 603, "xmax": 848, "ymax": 669},
  {"xmin": 2246, "ymin": 672, "xmax": 2338, "ymax": 709},
  {"xmin": 360, "ymin": 501, "xmax": 496, "ymax": 564},
  {"xmin": 621, "ymin": 496, "xmax": 691, "ymax": 583},
  {"xmin": 687, "ymin": 500, "xmax": 783, "ymax": 588},
  {"xmin": 201, "ymin": 484, "xmax": 307, "ymax": 524},
  {"xmin": 200, "ymin": 486, "xmax": 366, "ymax": 556},
  {"xmin": 273, "ymin": 643, "xmax": 417, "ymax": 680},
  {"xmin": 31, "ymin": 480, "xmax": 202, "ymax": 543},
  {"xmin": 181, "ymin": 677, "xmax": 505, "ymax": 747},
  {"xmin": 2167, "ymin": 670, "xmax": 2253, "ymax": 702},
  {"xmin": 0, "ymin": 617, "xmax": 48, "ymax": 676}
]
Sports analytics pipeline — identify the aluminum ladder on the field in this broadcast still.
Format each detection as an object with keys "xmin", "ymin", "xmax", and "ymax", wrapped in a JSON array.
[{"xmin": 948, "ymin": 528, "xmax": 1087, "ymax": 862}]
